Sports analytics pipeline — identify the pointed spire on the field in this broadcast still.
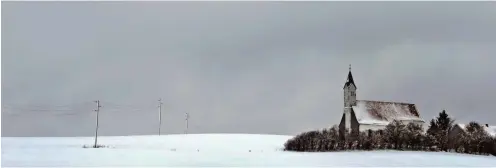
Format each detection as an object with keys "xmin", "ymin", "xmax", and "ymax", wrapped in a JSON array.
[{"xmin": 344, "ymin": 64, "xmax": 356, "ymax": 89}]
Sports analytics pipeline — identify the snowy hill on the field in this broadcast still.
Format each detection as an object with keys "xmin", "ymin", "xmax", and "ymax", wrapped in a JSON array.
[{"xmin": 2, "ymin": 134, "xmax": 496, "ymax": 167}]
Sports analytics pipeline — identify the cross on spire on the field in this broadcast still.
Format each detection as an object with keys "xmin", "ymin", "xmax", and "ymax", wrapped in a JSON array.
[{"xmin": 349, "ymin": 64, "xmax": 351, "ymax": 71}]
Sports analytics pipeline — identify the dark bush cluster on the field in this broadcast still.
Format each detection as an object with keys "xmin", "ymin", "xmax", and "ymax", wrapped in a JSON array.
[
  {"xmin": 284, "ymin": 110, "xmax": 496, "ymax": 156},
  {"xmin": 449, "ymin": 122, "xmax": 496, "ymax": 155}
]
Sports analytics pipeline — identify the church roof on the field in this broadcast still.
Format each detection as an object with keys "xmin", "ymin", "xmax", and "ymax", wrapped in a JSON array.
[
  {"xmin": 351, "ymin": 100, "xmax": 423, "ymax": 126},
  {"xmin": 486, "ymin": 126, "xmax": 496, "ymax": 137},
  {"xmin": 456, "ymin": 123, "xmax": 466, "ymax": 129},
  {"xmin": 343, "ymin": 70, "xmax": 356, "ymax": 89}
]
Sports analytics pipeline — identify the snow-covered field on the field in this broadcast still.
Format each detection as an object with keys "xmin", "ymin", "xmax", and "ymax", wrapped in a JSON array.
[{"xmin": 2, "ymin": 134, "xmax": 496, "ymax": 167}]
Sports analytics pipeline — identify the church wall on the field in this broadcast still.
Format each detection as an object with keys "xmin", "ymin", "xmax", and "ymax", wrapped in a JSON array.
[
  {"xmin": 343, "ymin": 82, "xmax": 356, "ymax": 133},
  {"xmin": 343, "ymin": 85, "xmax": 356, "ymax": 107},
  {"xmin": 400, "ymin": 120, "xmax": 424, "ymax": 126},
  {"xmin": 359, "ymin": 124, "xmax": 387, "ymax": 132},
  {"xmin": 350, "ymin": 109, "xmax": 360, "ymax": 136},
  {"xmin": 358, "ymin": 120, "xmax": 424, "ymax": 132},
  {"xmin": 345, "ymin": 108, "xmax": 351, "ymax": 131}
]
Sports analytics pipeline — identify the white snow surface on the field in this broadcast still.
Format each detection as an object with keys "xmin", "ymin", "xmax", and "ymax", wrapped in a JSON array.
[{"xmin": 2, "ymin": 134, "xmax": 496, "ymax": 167}]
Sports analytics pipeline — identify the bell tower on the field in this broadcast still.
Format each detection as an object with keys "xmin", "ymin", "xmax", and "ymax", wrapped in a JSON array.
[
  {"xmin": 343, "ymin": 64, "xmax": 357, "ymax": 132},
  {"xmin": 344, "ymin": 64, "xmax": 357, "ymax": 107}
]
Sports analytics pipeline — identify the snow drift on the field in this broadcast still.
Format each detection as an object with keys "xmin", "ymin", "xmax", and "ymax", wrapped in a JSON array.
[{"xmin": 2, "ymin": 134, "xmax": 496, "ymax": 167}]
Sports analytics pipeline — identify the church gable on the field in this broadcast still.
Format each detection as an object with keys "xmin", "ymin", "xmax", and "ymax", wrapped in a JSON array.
[{"xmin": 351, "ymin": 100, "xmax": 423, "ymax": 125}]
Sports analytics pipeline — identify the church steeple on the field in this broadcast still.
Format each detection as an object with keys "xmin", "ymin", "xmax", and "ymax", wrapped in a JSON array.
[
  {"xmin": 342, "ymin": 64, "xmax": 357, "ymax": 136},
  {"xmin": 343, "ymin": 64, "xmax": 356, "ymax": 89}
]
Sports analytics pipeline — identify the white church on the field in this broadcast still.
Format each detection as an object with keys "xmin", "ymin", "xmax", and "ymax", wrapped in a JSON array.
[{"xmin": 339, "ymin": 66, "xmax": 424, "ymax": 136}]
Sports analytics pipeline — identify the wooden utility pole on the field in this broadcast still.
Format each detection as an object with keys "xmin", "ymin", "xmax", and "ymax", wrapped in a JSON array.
[
  {"xmin": 184, "ymin": 112, "xmax": 189, "ymax": 134},
  {"xmin": 158, "ymin": 98, "xmax": 163, "ymax": 136},
  {"xmin": 93, "ymin": 100, "xmax": 101, "ymax": 148}
]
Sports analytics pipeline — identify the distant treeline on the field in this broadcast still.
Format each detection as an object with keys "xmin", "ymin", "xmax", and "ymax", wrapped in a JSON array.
[{"xmin": 284, "ymin": 110, "xmax": 496, "ymax": 156}]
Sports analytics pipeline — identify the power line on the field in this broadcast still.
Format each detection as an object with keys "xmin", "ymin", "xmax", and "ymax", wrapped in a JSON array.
[
  {"xmin": 2, "ymin": 100, "xmax": 207, "ymax": 137},
  {"xmin": 1, "ymin": 102, "xmax": 158, "ymax": 116},
  {"xmin": 1, "ymin": 105, "xmax": 93, "ymax": 116},
  {"xmin": 99, "ymin": 101, "xmax": 156, "ymax": 109},
  {"xmin": 2, "ymin": 101, "xmax": 94, "ymax": 108}
]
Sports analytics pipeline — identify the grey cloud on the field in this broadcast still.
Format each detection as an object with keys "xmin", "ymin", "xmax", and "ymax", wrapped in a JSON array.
[{"xmin": 2, "ymin": 2, "xmax": 496, "ymax": 136}]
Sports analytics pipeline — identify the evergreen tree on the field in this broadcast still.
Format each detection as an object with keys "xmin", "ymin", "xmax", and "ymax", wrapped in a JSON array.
[
  {"xmin": 434, "ymin": 110, "xmax": 454, "ymax": 151},
  {"xmin": 427, "ymin": 119, "xmax": 439, "ymax": 136},
  {"xmin": 436, "ymin": 110, "xmax": 454, "ymax": 131}
]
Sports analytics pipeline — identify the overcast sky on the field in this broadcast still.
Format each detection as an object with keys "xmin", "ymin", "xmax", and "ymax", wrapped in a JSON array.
[{"xmin": 2, "ymin": 2, "xmax": 496, "ymax": 137}]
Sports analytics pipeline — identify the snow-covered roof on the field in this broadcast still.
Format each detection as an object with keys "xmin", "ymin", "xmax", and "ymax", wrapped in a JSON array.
[
  {"xmin": 453, "ymin": 123, "xmax": 496, "ymax": 137},
  {"xmin": 484, "ymin": 126, "xmax": 496, "ymax": 137},
  {"xmin": 352, "ymin": 100, "xmax": 423, "ymax": 126},
  {"xmin": 452, "ymin": 124, "xmax": 468, "ymax": 133}
]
